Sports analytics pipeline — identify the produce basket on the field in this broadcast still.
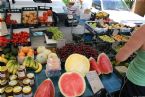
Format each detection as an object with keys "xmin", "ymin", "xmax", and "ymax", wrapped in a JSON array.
[
  {"xmin": 85, "ymin": 21, "xmax": 109, "ymax": 35},
  {"xmin": 38, "ymin": 6, "xmax": 54, "ymax": 26},
  {"xmin": 5, "ymin": 9, "xmax": 22, "ymax": 28},
  {"xmin": 11, "ymin": 28, "xmax": 31, "ymax": 46},
  {"xmin": 22, "ymin": 7, "xmax": 38, "ymax": 27}
]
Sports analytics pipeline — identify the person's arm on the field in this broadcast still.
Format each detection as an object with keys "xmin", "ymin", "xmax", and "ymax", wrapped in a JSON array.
[{"xmin": 116, "ymin": 25, "xmax": 145, "ymax": 63}]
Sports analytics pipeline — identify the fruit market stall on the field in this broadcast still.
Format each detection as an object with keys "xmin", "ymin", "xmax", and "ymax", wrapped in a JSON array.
[{"xmin": 0, "ymin": 7, "xmax": 135, "ymax": 97}]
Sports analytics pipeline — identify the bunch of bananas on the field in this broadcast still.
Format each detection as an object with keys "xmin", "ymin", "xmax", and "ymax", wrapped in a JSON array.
[
  {"xmin": 0, "ymin": 54, "xmax": 8, "ymax": 64},
  {"xmin": 6, "ymin": 60, "xmax": 20, "ymax": 74},
  {"xmin": 22, "ymin": 56, "xmax": 42, "ymax": 73}
]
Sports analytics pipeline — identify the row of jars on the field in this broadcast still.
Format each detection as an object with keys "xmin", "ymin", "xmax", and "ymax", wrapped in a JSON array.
[{"xmin": 0, "ymin": 66, "xmax": 35, "ymax": 97}]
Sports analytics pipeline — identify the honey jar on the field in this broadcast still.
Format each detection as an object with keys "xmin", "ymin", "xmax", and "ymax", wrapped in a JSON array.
[
  {"xmin": 9, "ymin": 75, "xmax": 17, "ymax": 81},
  {"xmin": 17, "ymin": 66, "xmax": 26, "ymax": 79},
  {"xmin": 13, "ymin": 86, "xmax": 22, "ymax": 97},
  {"xmin": 22, "ymin": 78, "xmax": 30, "ymax": 86},
  {"xmin": 9, "ymin": 80, "xmax": 18, "ymax": 87},
  {"xmin": 0, "ymin": 66, "xmax": 8, "ymax": 79},
  {"xmin": 0, "ymin": 87, "xmax": 5, "ymax": 97},
  {"xmin": 5, "ymin": 86, "xmax": 13, "ymax": 96},
  {"xmin": 27, "ymin": 73, "xmax": 35, "ymax": 86},
  {"xmin": 22, "ymin": 86, "xmax": 32, "ymax": 97}
]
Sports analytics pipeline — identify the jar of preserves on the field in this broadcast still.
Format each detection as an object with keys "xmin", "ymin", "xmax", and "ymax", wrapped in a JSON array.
[
  {"xmin": 0, "ymin": 79, "xmax": 8, "ymax": 88},
  {"xmin": 22, "ymin": 78, "xmax": 30, "ymax": 86},
  {"xmin": 17, "ymin": 66, "xmax": 26, "ymax": 79},
  {"xmin": 5, "ymin": 86, "xmax": 13, "ymax": 96},
  {"xmin": 27, "ymin": 73, "xmax": 34, "ymax": 86},
  {"xmin": 0, "ymin": 66, "xmax": 8, "ymax": 79},
  {"xmin": 9, "ymin": 80, "xmax": 18, "ymax": 87},
  {"xmin": 9, "ymin": 75, "xmax": 17, "ymax": 81},
  {"xmin": 22, "ymin": 86, "xmax": 32, "ymax": 97},
  {"xmin": 0, "ymin": 87, "xmax": 5, "ymax": 97},
  {"xmin": 13, "ymin": 86, "xmax": 22, "ymax": 97}
]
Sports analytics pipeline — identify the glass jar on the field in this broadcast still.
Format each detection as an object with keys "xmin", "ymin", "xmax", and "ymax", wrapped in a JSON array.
[
  {"xmin": 22, "ymin": 78, "xmax": 30, "ymax": 86},
  {"xmin": 9, "ymin": 80, "xmax": 18, "ymax": 87},
  {"xmin": 0, "ymin": 87, "xmax": 5, "ymax": 97},
  {"xmin": 17, "ymin": 66, "xmax": 26, "ymax": 79},
  {"xmin": 22, "ymin": 86, "xmax": 32, "ymax": 97},
  {"xmin": 0, "ymin": 79, "xmax": 8, "ymax": 88},
  {"xmin": 13, "ymin": 86, "xmax": 22, "ymax": 97},
  {"xmin": 9, "ymin": 75, "xmax": 17, "ymax": 81},
  {"xmin": 27, "ymin": 73, "xmax": 34, "ymax": 86},
  {"xmin": 0, "ymin": 66, "xmax": 8, "ymax": 79},
  {"xmin": 5, "ymin": 86, "xmax": 13, "ymax": 96}
]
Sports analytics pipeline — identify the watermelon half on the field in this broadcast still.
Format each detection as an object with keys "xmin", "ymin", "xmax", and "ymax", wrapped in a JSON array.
[
  {"xmin": 58, "ymin": 72, "xmax": 86, "ymax": 97},
  {"xmin": 65, "ymin": 54, "xmax": 90, "ymax": 77},
  {"xmin": 97, "ymin": 53, "xmax": 113, "ymax": 74},
  {"xmin": 34, "ymin": 78, "xmax": 55, "ymax": 97}
]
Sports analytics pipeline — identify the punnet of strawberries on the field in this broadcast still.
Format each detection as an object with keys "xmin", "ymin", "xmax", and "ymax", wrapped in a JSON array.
[
  {"xmin": 0, "ymin": 36, "xmax": 10, "ymax": 47},
  {"xmin": 11, "ymin": 31, "xmax": 30, "ymax": 45}
]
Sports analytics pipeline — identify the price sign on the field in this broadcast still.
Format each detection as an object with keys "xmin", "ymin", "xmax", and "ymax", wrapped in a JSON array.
[
  {"xmin": 86, "ymin": 71, "xmax": 104, "ymax": 94},
  {"xmin": 112, "ymin": 29, "xmax": 119, "ymax": 36}
]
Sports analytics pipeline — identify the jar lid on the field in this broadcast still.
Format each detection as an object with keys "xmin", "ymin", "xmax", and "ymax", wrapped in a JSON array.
[
  {"xmin": 0, "ymin": 87, "xmax": 5, "ymax": 93},
  {"xmin": 13, "ymin": 86, "xmax": 22, "ymax": 93},
  {"xmin": 0, "ymin": 66, "xmax": 7, "ymax": 72},
  {"xmin": 9, "ymin": 80, "xmax": 18, "ymax": 86},
  {"xmin": 23, "ymin": 78, "xmax": 30, "ymax": 85},
  {"xmin": 10, "ymin": 75, "xmax": 17, "ymax": 80},
  {"xmin": 23, "ymin": 86, "xmax": 32, "ymax": 93},
  {"xmin": 18, "ymin": 65, "xmax": 25, "ymax": 71},
  {"xmin": 5, "ymin": 86, "xmax": 13, "ymax": 93},
  {"xmin": 27, "ymin": 73, "xmax": 34, "ymax": 78},
  {"xmin": 0, "ymin": 79, "xmax": 7, "ymax": 85}
]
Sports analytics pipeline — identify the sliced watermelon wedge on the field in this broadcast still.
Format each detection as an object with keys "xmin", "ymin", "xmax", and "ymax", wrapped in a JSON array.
[
  {"xmin": 89, "ymin": 57, "xmax": 102, "ymax": 75},
  {"xmin": 97, "ymin": 53, "xmax": 113, "ymax": 74},
  {"xmin": 34, "ymin": 78, "xmax": 55, "ymax": 97}
]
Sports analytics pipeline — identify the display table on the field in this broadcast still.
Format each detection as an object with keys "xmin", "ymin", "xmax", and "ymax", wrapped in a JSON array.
[{"xmin": 32, "ymin": 66, "xmax": 122, "ymax": 97}]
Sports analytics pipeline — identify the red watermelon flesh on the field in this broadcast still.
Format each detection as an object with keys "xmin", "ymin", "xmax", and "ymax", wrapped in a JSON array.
[
  {"xmin": 89, "ymin": 57, "xmax": 102, "ymax": 75},
  {"xmin": 58, "ymin": 72, "xmax": 86, "ymax": 97},
  {"xmin": 97, "ymin": 53, "xmax": 113, "ymax": 74},
  {"xmin": 34, "ymin": 78, "xmax": 55, "ymax": 97}
]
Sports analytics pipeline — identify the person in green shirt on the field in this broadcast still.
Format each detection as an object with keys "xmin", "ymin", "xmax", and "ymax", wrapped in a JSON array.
[{"xmin": 116, "ymin": 24, "xmax": 145, "ymax": 97}]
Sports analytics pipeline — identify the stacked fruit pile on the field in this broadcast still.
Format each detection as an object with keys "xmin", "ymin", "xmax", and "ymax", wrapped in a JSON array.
[
  {"xmin": 38, "ymin": 10, "xmax": 53, "ymax": 24},
  {"xmin": 5, "ymin": 14, "xmax": 18, "ymax": 25},
  {"xmin": 23, "ymin": 56, "xmax": 42, "ymax": 73},
  {"xmin": 11, "ymin": 31, "xmax": 30, "ymax": 45},
  {"xmin": 6, "ymin": 60, "xmax": 20, "ymax": 74},
  {"xmin": 96, "ymin": 11, "xmax": 109, "ymax": 19},
  {"xmin": 22, "ymin": 12, "xmax": 37, "ymax": 24},
  {"xmin": 99, "ymin": 35, "xmax": 115, "ymax": 43},
  {"xmin": 0, "ymin": 36, "xmax": 10, "ymax": 47},
  {"xmin": 113, "ymin": 34, "xmax": 130, "ymax": 42},
  {"xmin": 57, "ymin": 43, "xmax": 98, "ymax": 61}
]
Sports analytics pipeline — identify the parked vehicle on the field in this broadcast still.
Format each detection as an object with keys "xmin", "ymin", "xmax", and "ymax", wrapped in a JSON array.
[{"xmin": 91, "ymin": 0, "xmax": 145, "ymax": 26}]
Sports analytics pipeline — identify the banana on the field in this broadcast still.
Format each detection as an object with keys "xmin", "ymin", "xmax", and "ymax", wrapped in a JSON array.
[
  {"xmin": 6, "ymin": 60, "xmax": 15, "ymax": 68},
  {"xmin": 9, "ymin": 64, "xmax": 15, "ymax": 73},
  {"xmin": 22, "ymin": 57, "xmax": 28, "ymax": 67},
  {"xmin": 35, "ymin": 63, "xmax": 42, "ymax": 73},
  {"xmin": 29, "ymin": 58, "xmax": 35, "ymax": 68},
  {"xmin": 33, "ymin": 60, "xmax": 39, "ymax": 70},
  {"xmin": 23, "ymin": 57, "xmax": 31, "ymax": 67},
  {"xmin": 12, "ymin": 64, "xmax": 18, "ymax": 75}
]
